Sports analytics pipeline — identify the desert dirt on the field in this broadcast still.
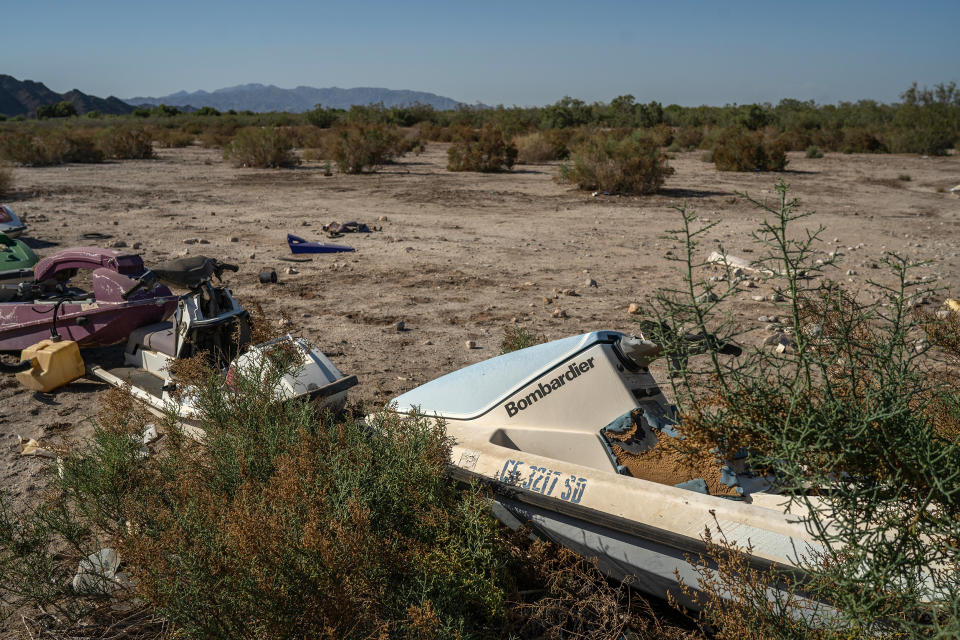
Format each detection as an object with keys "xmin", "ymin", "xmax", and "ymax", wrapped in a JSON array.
[{"xmin": 1, "ymin": 143, "xmax": 958, "ymax": 502}]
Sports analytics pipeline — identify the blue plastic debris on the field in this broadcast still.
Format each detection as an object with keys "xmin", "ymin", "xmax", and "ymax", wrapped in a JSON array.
[
  {"xmin": 603, "ymin": 411, "xmax": 634, "ymax": 434},
  {"xmin": 674, "ymin": 478, "xmax": 709, "ymax": 494},
  {"xmin": 720, "ymin": 465, "xmax": 739, "ymax": 487}
]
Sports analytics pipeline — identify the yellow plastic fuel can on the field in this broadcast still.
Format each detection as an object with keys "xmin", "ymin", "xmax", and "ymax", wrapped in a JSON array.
[{"xmin": 16, "ymin": 339, "xmax": 85, "ymax": 392}]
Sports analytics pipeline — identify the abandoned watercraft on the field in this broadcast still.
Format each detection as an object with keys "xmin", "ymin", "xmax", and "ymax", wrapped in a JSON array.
[
  {"xmin": 387, "ymin": 330, "xmax": 825, "ymax": 610},
  {"xmin": 89, "ymin": 255, "xmax": 357, "ymax": 435},
  {"xmin": 0, "ymin": 205, "xmax": 26, "ymax": 238},
  {"xmin": 0, "ymin": 247, "xmax": 178, "ymax": 351},
  {"xmin": 0, "ymin": 232, "xmax": 38, "ymax": 284}
]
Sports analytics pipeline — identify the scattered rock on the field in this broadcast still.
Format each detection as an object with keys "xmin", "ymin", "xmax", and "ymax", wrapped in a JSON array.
[
  {"xmin": 423, "ymin": 340, "xmax": 433, "ymax": 345},
  {"xmin": 395, "ymin": 320, "xmax": 405, "ymax": 332},
  {"xmin": 199, "ymin": 239, "xmax": 210, "ymax": 245},
  {"xmin": 802, "ymin": 324, "xmax": 822, "ymax": 338},
  {"xmin": 229, "ymin": 236, "xmax": 239, "ymax": 243},
  {"xmin": 277, "ymin": 318, "xmax": 292, "ymax": 328},
  {"xmin": 763, "ymin": 333, "xmax": 796, "ymax": 353},
  {"xmin": 541, "ymin": 296, "xmax": 552, "ymax": 305},
  {"xmin": 585, "ymin": 278, "xmax": 598, "ymax": 288},
  {"xmin": 846, "ymin": 269, "xmax": 857, "ymax": 276},
  {"xmin": 465, "ymin": 340, "xmax": 477, "ymax": 349},
  {"xmin": 628, "ymin": 303, "xmax": 641, "ymax": 315},
  {"xmin": 751, "ymin": 295, "xmax": 765, "ymax": 302},
  {"xmin": 696, "ymin": 292, "xmax": 719, "ymax": 303},
  {"xmin": 183, "ymin": 238, "xmax": 199, "ymax": 245},
  {"xmin": 552, "ymin": 308, "xmax": 568, "ymax": 319},
  {"xmin": 561, "ymin": 288, "xmax": 578, "ymax": 296},
  {"xmin": 132, "ymin": 242, "xmax": 142, "ymax": 250},
  {"xmin": 378, "ymin": 215, "xmax": 389, "ymax": 222},
  {"xmin": 108, "ymin": 240, "xmax": 127, "ymax": 248},
  {"xmin": 404, "ymin": 246, "xmax": 414, "ymax": 253},
  {"xmin": 285, "ymin": 267, "xmax": 298, "ymax": 275}
]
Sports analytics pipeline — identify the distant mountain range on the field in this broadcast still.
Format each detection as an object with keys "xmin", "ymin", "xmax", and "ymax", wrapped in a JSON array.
[
  {"xmin": 126, "ymin": 84, "xmax": 467, "ymax": 112},
  {"xmin": 0, "ymin": 75, "xmax": 133, "ymax": 117},
  {"xmin": 0, "ymin": 75, "xmax": 470, "ymax": 117}
]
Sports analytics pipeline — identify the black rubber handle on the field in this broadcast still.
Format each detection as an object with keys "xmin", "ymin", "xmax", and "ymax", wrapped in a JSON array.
[
  {"xmin": 0, "ymin": 359, "xmax": 32, "ymax": 374},
  {"xmin": 220, "ymin": 262, "xmax": 239, "ymax": 272}
]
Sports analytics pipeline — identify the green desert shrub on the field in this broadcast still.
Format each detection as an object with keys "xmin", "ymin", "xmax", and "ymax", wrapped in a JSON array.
[
  {"xmin": 775, "ymin": 127, "xmax": 814, "ymax": 152},
  {"xmin": 330, "ymin": 123, "xmax": 403, "ymax": 173},
  {"xmin": 0, "ymin": 164, "xmax": 11, "ymax": 196},
  {"xmin": 198, "ymin": 118, "xmax": 243, "ymax": 148},
  {"xmin": 560, "ymin": 133, "xmax": 674, "ymax": 195},
  {"xmin": 0, "ymin": 349, "xmax": 516, "ymax": 638},
  {"xmin": 888, "ymin": 82, "xmax": 959, "ymax": 156},
  {"xmin": 500, "ymin": 326, "xmax": 543, "ymax": 353},
  {"xmin": 97, "ymin": 126, "xmax": 155, "ymax": 159},
  {"xmin": 805, "ymin": 145, "xmax": 823, "ymax": 158},
  {"xmin": 840, "ymin": 127, "xmax": 887, "ymax": 153},
  {"xmin": 644, "ymin": 123, "xmax": 674, "ymax": 147},
  {"xmin": 154, "ymin": 128, "xmax": 194, "ymax": 148},
  {"xmin": 888, "ymin": 121, "xmax": 956, "ymax": 156},
  {"xmin": 640, "ymin": 181, "xmax": 960, "ymax": 637},
  {"xmin": 223, "ymin": 127, "xmax": 298, "ymax": 168},
  {"xmin": 36, "ymin": 101, "xmax": 77, "ymax": 119},
  {"xmin": 419, "ymin": 122, "xmax": 459, "ymax": 142},
  {"xmin": 673, "ymin": 127, "xmax": 704, "ymax": 151},
  {"xmin": 447, "ymin": 124, "xmax": 518, "ymax": 172},
  {"xmin": 712, "ymin": 128, "xmax": 788, "ymax": 171},
  {"xmin": 513, "ymin": 132, "xmax": 559, "ymax": 163},
  {"xmin": 0, "ymin": 128, "xmax": 103, "ymax": 165},
  {"xmin": 305, "ymin": 105, "xmax": 340, "ymax": 128}
]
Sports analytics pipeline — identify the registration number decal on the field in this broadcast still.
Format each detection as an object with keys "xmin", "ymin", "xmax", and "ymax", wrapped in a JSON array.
[{"xmin": 497, "ymin": 459, "xmax": 587, "ymax": 504}]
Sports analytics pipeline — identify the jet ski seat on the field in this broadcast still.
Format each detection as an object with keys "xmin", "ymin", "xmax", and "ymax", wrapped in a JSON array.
[{"xmin": 128, "ymin": 322, "xmax": 178, "ymax": 357}]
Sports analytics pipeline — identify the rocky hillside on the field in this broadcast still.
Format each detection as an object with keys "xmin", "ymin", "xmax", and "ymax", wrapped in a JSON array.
[{"xmin": 0, "ymin": 75, "xmax": 133, "ymax": 117}]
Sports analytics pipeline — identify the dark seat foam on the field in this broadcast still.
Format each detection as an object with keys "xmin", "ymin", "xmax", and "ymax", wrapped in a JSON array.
[{"xmin": 127, "ymin": 321, "xmax": 177, "ymax": 357}]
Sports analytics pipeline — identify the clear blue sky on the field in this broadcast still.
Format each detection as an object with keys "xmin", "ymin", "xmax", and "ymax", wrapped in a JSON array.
[{"xmin": 4, "ymin": 0, "xmax": 958, "ymax": 107}]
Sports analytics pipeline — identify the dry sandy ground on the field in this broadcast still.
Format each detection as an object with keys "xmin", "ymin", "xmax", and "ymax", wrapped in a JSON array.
[{"xmin": 1, "ymin": 143, "xmax": 958, "ymax": 503}]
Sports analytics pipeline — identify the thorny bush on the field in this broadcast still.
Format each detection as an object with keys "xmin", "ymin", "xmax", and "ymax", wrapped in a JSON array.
[
  {"xmin": 447, "ymin": 124, "xmax": 518, "ymax": 172},
  {"xmin": 639, "ymin": 180, "xmax": 960, "ymax": 638},
  {"xmin": 560, "ymin": 132, "xmax": 673, "ymax": 195},
  {"xmin": 223, "ymin": 126, "xmax": 298, "ymax": 168},
  {"xmin": 0, "ymin": 350, "xmax": 515, "ymax": 638},
  {"xmin": 330, "ymin": 123, "xmax": 405, "ymax": 173}
]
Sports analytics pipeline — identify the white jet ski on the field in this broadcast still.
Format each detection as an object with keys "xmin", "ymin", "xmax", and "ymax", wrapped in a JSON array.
[
  {"xmin": 0, "ymin": 205, "xmax": 26, "ymax": 238},
  {"xmin": 89, "ymin": 256, "xmax": 356, "ymax": 437},
  {"xmin": 388, "ymin": 330, "xmax": 825, "ymax": 611}
]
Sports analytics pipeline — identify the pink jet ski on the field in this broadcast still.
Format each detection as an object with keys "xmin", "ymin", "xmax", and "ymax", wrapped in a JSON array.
[{"xmin": 0, "ymin": 247, "xmax": 178, "ymax": 352}]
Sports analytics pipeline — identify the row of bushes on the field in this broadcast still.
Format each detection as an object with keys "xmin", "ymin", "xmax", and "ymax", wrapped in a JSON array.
[
  {"xmin": 0, "ymin": 126, "xmax": 154, "ymax": 165},
  {"xmin": 3, "ymin": 81, "xmax": 955, "ymax": 156},
  {"xmin": 3, "ymin": 118, "xmax": 947, "ymax": 194}
]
